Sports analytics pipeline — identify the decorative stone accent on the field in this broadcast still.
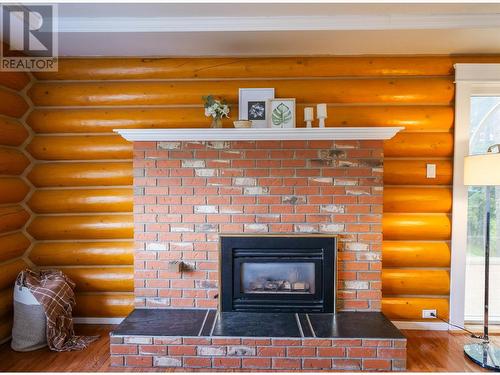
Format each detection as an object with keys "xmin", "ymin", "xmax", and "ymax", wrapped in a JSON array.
[
  {"xmin": 227, "ymin": 346, "xmax": 256, "ymax": 356},
  {"xmin": 182, "ymin": 160, "xmax": 205, "ymax": 168},
  {"xmin": 197, "ymin": 346, "xmax": 226, "ymax": 356},
  {"xmin": 243, "ymin": 186, "xmax": 269, "ymax": 195},
  {"xmin": 158, "ymin": 141, "xmax": 181, "ymax": 150},
  {"xmin": 153, "ymin": 356, "xmax": 182, "ymax": 367},
  {"xmin": 233, "ymin": 177, "xmax": 257, "ymax": 186}
]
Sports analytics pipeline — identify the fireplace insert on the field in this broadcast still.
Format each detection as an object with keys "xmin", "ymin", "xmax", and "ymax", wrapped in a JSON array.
[{"xmin": 220, "ymin": 235, "xmax": 336, "ymax": 313}]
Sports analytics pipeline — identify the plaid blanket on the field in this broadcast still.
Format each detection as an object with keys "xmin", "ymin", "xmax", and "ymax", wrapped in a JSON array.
[{"xmin": 16, "ymin": 269, "xmax": 98, "ymax": 351}]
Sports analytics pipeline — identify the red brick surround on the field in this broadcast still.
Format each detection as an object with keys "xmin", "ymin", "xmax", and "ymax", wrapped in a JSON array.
[
  {"xmin": 110, "ymin": 335, "xmax": 406, "ymax": 370},
  {"xmin": 133, "ymin": 140, "xmax": 384, "ymax": 311}
]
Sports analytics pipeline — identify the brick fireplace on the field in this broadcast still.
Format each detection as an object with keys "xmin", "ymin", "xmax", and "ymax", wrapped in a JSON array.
[
  {"xmin": 111, "ymin": 130, "xmax": 406, "ymax": 371},
  {"xmin": 133, "ymin": 139, "xmax": 384, "ymax": 311}
]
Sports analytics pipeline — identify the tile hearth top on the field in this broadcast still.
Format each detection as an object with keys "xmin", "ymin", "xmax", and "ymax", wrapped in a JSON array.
[{"xmin": 112, "ymin": 309, "xmax": 405, "ymax": 339}]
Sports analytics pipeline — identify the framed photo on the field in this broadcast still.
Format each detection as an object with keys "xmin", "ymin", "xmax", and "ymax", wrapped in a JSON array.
[
  {"xmin": 268, "ymin": 98, "xmax": 296, "ymax": 128},
  {"xmin": 239, "ymin": 88, "xmax": 275, "ymax": 128}
]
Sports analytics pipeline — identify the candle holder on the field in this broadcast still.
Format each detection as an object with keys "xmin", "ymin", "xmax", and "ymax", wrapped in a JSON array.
[
  {"xmin": 304, "ymin": 107, "xmax": 314, "ymax": 128},
  {"xmin": 316, "ymin": 103, "xmax": 327, "ymax": 128}
]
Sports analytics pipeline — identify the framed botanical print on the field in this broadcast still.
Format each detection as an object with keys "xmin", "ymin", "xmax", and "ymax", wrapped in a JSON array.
[
  {"xmin": 238, "ymin": 88, "xmax": 275, "ymax": 128},
  {"xmin": 268, "ymin": 98, "xmax": 296, "ymax": 128}
]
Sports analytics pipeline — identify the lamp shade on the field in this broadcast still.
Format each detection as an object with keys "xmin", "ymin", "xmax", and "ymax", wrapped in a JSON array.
[{"xmin": 464, "ymin": 153, "xmax": 500, "ymax": 186}]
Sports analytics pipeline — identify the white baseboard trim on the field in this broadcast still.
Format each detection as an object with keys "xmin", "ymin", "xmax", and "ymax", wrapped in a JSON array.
[
  {"xmin": 392, "ymin": 320, "xmax": 450, "ymax": 330},
  {"xmin": 74, "ymin": 317, "xmax": 124, "ymax": 324}
]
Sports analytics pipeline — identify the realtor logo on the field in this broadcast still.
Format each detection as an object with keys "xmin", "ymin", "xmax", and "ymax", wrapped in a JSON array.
[{"xmin": 1, "ymin": 4, "xmax": 58, "ymax": 71}]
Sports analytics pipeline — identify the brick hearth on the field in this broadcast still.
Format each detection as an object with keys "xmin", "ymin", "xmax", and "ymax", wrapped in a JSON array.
[{"xmin": 111, "ymin": 334, "xmax": 406, "ymax": 370}]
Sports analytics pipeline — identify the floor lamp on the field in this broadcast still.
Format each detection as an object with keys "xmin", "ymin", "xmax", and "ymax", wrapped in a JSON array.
[{"xmin": 463, "ymin": 144, "xmax": 500, "ymax": 371}]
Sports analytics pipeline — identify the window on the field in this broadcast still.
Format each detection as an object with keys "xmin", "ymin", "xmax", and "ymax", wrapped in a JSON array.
[
  {"xmin": 451, "ymin": 64, "xmax": 500, "ymax": 328},
  {"xmin": 464, "ymin": 97, "xmax": 500, "ymax": 323}
]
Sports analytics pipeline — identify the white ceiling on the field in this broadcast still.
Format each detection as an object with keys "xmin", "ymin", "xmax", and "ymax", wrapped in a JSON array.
[{"xmin": 28, "ymin": 3, "xmax": 500, "ymax": 56}]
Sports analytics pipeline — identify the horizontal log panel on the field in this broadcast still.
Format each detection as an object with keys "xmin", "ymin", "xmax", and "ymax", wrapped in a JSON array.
[
  {"xmin": 383, "ymin": 241, "xmax": 451, "ymax": 268},
  {"xmin": 35, "ymin": 56, "xmax": 500, "ymax": 82},
  {"xmin": 0, "ymin": 147, "xmax": 30, "ymax": 175},
  {"xmin": 384, "ymin": 160, "xmax": 453, "ymax": 185},
  {"xmin": 383, "ymin": 213, "xmax": 451, "ymax": 241},
  {"xmin": 27, "ymin": 214, "xmax": 133, "ymax": 240},
  {"xmin": 384, "ymin": 132, "xmax": 453, "ymax": 157},
  {"xmin": 0, "ymin": 87, "xmax": 29, "ymax": 118},
  {"xmin": 0, "ymin": 287, "xmax": 12, "ymax": 318},
  {"xmin": 0, "ymin": 117, "xmax": 29, "ymax": 146},
  {"xmin": 0, "ymin": 232, "xmax": 30, "ymax": 264},
  {"xmin": 28, "ymin": 78, "xmax": 454, "ymax": 106},
  {"xmin": 0, "ymin": 258, "xmax": 27, "ymax": 290},
  {"xmin": 27, "ymin": 162, "xmax": 132, "ymax": 187},
  {"xmin": 34, "ymin": 56, "xmax": 458, "ymax": 80},
  {"xmin": 74, "ymin": 293, "xmax": 134, "ymax": 317},
  {"xmin": 29, "ymin": 241, "xmax": 133, "ymax": 266},
  {"xmin": 28, "ymin": 188, "xmax": 133, "ymax": 213},
  {"xmin": 327, "ymin": 105, "xmax": 453, "ymax": 132},
  {"xmin": 382, "ymin": 269, "xmax": 450, "ymax": 295},
  {"xmin": 0, "ymin": 317, "xmax": 12, "ymax": 342},
  {"xmin": 61, "ymin": 267, "xmax": 133, "ymax": 292},
  {"xmin": 27, "ymin": 135, "xmax": 132, "ymax": 161},
  {"xmin": 0, "ymin": 178, "xmax": 29, "ymax": 204},
  {"xmin": 0, "ymin": 206, "xmax": 29, "ymax": 235},
  {"xmin": 382, "ymin": 297, "xmax": 449, "ymax": 320},
  {"xmin": 384, "ymin": 187, "xmax": 452, "ymax": 213},
  {"xmin": 27, "ymin": 105, "xmax": 454, "ymax": 134},
  {"xmin": 0, "ymin": 71, "xmax": 30, "ymax": 90}
]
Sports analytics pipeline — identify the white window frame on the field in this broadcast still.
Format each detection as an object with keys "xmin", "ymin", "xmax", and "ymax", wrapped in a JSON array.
[{"xmin": 450, "ymin": 64, "xmax": 500, "ymax": 328}]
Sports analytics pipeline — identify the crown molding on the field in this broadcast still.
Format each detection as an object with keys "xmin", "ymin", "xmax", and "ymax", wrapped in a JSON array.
[
  {"xmin": 59, "ymin": 13, "xmax": 500, "ymax": 33},
  {"xmin": 114, "ymin": 127, "xmax": 404, "ymax": 142}
]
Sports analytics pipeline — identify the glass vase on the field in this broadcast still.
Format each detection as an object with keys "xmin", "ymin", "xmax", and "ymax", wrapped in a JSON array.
[{"xmin": 211, "ymin": 117, "xmax": 223, "ymax": 128}]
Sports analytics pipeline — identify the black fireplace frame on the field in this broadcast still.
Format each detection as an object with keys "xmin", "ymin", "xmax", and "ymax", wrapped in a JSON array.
[{"xmin": 219, "ymin": 235, "xmax": 336, "ymax": 313}]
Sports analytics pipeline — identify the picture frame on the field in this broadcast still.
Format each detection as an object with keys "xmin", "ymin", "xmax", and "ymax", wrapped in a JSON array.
[
  {"xmin": 268, "ymin": 98, "xmax": 296, "ymax": 128},
  {"xmin": 239, "ymin": 88, "xmax": 275, "ymax": 128}
]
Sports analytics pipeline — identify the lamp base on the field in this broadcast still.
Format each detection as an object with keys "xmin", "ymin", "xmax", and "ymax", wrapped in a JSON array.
[{"xmin": 464, "ymin": 342, "xmax": 500, "ymax": 371}]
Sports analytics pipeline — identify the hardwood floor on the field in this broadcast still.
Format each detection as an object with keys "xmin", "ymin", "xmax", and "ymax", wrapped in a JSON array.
[{"xmin": 0, "ymin": 325, "xmax": 496, "ymax": 372}]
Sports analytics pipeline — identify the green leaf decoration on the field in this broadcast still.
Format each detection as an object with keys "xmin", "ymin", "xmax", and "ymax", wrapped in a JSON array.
[{"xmin": 272, "ymin": 103, "xmax": 292, "ymax": 127}]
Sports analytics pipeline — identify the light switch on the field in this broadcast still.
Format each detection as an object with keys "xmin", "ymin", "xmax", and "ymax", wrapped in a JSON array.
[{"xmin": 426, "ymin": 163, "xmax": 436, "ymax": 178}]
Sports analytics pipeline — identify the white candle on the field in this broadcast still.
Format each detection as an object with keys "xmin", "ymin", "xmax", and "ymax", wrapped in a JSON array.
[
  {"xmin": 317, "ymin": 103, "xmax": 327, "ymax": 118},
  {"xmin": 304, "ymin": 107, "xmax": 314, "ymax": 121}
]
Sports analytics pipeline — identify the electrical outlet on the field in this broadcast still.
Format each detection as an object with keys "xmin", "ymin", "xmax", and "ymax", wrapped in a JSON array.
[
  {"xmin": 426, "ymin": 164, "xmax": 436, "ymax": 178},
  {"xmin": 422, "ymin": 309, "xmax": 437, "ymax": 319}
]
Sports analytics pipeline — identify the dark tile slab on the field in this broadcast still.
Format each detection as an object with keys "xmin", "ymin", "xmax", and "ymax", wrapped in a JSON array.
[
  {"xmin": 111, "ymin": 309, "xmax": 404, "ymax": 340},
  {"xmin": 298, "ymin": 314, "xmax": 314, "ymax": 337},
  {"xmin": 308, "ymin": 312, "xmax": 405, "ymax": 339},
  {"xmin": 200, "ymin": 310, "xmax": 217, "ymax": 336},
  {"xmin": 112, "ymin": 308, "xmax": 209, "ymax": 336},
  {"xmin": 212, "ymin": 312, "xmax": 302, "ymax": 337}
]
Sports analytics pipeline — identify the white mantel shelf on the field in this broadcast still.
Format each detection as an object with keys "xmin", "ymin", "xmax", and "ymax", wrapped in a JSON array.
[{"xmin": 114, "ymin": 127, "xmax": 404, "ymax": 142}]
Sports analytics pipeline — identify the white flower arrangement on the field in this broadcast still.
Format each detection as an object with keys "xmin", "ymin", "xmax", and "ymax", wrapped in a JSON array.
[{"xmin": 202, "ymin": 95, "xmax": 230, "ymax": 120}]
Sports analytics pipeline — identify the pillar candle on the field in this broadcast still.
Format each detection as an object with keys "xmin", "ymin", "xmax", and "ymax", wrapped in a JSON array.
[
  {"xmin": 304, "ymin": 107, "xmax": 314, "ymax": 121},
  {"xmin": 317, "ymin": 103, "xmax": 327, "ymax": 118}
]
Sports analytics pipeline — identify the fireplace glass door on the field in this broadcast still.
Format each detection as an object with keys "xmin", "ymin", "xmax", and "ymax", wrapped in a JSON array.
[
  {"xmin": 241, "ymin": 261, "xmax": 316, "ymax": 294},
  {"xmin": 220, "ymin": 236, "xmax": 336, "ymax": 313}
]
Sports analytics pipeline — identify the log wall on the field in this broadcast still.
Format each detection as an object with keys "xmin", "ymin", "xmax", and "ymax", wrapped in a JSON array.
[
  {"xmin": 24, "ymin": 56, "xmax": 500, "ymax": 321},
  {"xmin": 0, "ymin": 72, "xmax": 31, "ymax": 342}
]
